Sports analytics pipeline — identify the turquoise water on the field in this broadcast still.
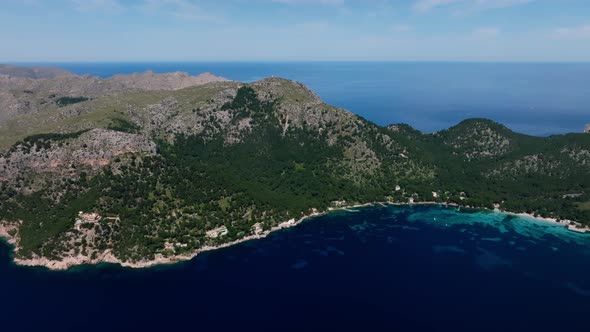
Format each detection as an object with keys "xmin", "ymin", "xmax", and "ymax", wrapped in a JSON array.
[
  {"xmin": 1, "ymin": 205, "xmax": 589, "ymax": 331},
  {"xmin": 5, "ymin": 62, "xmax": 590, "ymax": 330}
]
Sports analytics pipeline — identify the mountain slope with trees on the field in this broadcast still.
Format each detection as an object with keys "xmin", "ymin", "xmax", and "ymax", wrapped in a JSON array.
[{"xmin": 0, "ymin": 70, "xmax": 589, "ymax": 269}]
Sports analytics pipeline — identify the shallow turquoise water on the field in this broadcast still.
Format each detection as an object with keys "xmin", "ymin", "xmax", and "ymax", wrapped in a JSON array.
[{"xmin": 1, "ymin": 205, "xmax": 589, "ymax": 332}]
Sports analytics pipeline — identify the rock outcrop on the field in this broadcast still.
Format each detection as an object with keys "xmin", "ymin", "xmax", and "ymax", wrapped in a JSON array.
[
  {"xmin": 0, "ymin": 64, "xmax": 72, "ymax": 79},
  {"xmin": 0, "ymin": 70, "xmax": 227, "ymax": 97},
  {"xmin": 0, "ymin": 65, "xmax": 229, "ymax": 123},
  {"xmin": 0, "ymin": 129, "xmax": 156, "ymax": 194}
]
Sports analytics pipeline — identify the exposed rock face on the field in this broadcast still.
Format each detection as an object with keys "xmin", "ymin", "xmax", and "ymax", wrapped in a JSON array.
[
  {"xmin": 0, "ymin": 74, "xmax": 38, "ymax": 90},
  {"xmin": 585, "ymin": 124, "xmax": 590, "ymax": 134},
  {"xmin": 0, "ymin": 64, "xmax": 72, "ymax": 79},
  {"xmin": 0, "ymin": 129, "xmax": 156, "ymax": 193},
  {"xmin": 0, "ymin": 65, "xmax": 229, "ymax": 123},
  {"xmin": 0, "ymin": 90, "xmax": 22, "ymax": 121},
  {"xmin": 252, "ymin": 77, "xmax": 326, "ymax": 131},
  {"xmin": 109, "ymin": 71, "xmax": 227, "ymax": 91},
  {"xmin": 0, "ymin": 69, "xmax": 227, "ymax": 96}
]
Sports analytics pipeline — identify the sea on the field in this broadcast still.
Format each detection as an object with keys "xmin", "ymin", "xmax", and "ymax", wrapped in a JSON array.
[
  {"xmin": 2, "ymin": 63, "xmax": 590, "ymax": 331},
  {"xmin": 1, "ymin": 205, "xmax": 590, "ymax": 331},
  {"xmin": 28, "ymin": 61, "xmax": 590, "ymax": 136}
]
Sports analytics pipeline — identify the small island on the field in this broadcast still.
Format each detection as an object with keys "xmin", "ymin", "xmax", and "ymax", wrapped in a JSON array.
[{"xmin": 1, "ymin": 66, "xmax": 589, "ymax": 270}]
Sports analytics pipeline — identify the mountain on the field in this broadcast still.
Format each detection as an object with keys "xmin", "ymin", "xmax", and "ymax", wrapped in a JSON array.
[
  {"xmin": 0, "ymin": 68, "xmax": 589, "ymax": 269},
  {"xmin": 0, "ymin": 66, "xmax": 227, "ymax": 125},
  {"xmin": 0, "ymin": 64, "xmax": 72, "ymax": 79}
]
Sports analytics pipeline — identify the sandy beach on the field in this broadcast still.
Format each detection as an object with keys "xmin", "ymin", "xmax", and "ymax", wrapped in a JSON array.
[{"xmin": 491, "ymin": 205, "xmax": 590, "ymax": 233}]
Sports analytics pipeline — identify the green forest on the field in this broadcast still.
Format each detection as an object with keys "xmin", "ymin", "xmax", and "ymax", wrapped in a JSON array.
[{"xmin": 1, "ymin": 85, "xmax": 589, "ymax": 263}]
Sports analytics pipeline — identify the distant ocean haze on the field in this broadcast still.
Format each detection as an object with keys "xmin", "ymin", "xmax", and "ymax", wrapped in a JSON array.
[{"xmin": 23, "ymin": 61, "xmax": 590, "ymax": 136}]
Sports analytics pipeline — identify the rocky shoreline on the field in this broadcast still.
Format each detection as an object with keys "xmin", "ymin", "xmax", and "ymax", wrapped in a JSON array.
[
  {"xmin": 0, "ymin": 207, "xmax": 329, "ymax": 271},
  {"xmin": 1, "ymin": 201, "xmax": 588, "ymax": 271}
]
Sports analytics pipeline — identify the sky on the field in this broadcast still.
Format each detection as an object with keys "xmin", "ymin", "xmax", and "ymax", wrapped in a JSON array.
[{"xmin": 2, "ymin": 0, "xmax": 590, "ymax": 62}]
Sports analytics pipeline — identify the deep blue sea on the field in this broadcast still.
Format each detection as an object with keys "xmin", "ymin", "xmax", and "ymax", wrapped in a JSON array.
[
  {"xmin": 27, "ymin": 61, "xmax": 590, "ymax": 136},
  {"xmin": 3, "ymin": 63, "xmax": 590, "ymax": 331},
  {"xmin": 2, "ymin": 205, "xmax": 590, "ymax": 332}
]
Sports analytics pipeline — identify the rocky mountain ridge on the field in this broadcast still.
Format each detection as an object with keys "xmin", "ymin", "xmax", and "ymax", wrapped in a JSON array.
[
  {"xmin": 0, "ymin": 64, "xmax": 72, "ymax": 79},
  {"xmin": 0, "ymin": 64, "xmax": 227, "ymax": 123},
  {"xmin": 0, "ymin": 66, "xmax": 589, "ymax": 270}
]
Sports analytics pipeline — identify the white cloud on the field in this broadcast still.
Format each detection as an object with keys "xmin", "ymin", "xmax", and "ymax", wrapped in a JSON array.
[
  {"xmin": 413, "ymin": 0, "xmax": 459, "ymax": 12},
  {"xmin": 139, "ymin": 0, "xmax": 224, "ymax": 22},
  {"xmin": 413, "ymin": 0, "xmax": 534, "ymax": 12},
  {"xmin": 365, "ymin": 2, "xmax": 396, "ymax": 18},
  {"xmin": 471, "ymin": 0, "xmax": 534, "ymax": 10},
  {"xmin": 270, "ymin": 0, "xmax": 345, "ymax": 4},
  {"xmin": 294, "ymin": 21, "xmax": 331, "ymax": 31},
  {"xmin": 473, "ymin": 27, "xmax": 500, "ymax": 37},
  {"xmin": 69, "ymin": 0, "xmax": 122, "ymax": 12},
  {"xmin": 391, "ymin": 24, "xmax": 412, "ymax": 32},
  {"xmin": 17, "ymin": 0, "xmax": 42, "ymax": 6},
  {"xmin": 551, "ymin": 24, "xmax": 590, "ymax": 40}
]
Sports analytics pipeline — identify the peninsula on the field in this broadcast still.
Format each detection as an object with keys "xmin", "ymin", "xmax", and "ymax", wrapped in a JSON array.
[{"xmin": 1, "ymin": 65, "xmax": 589, "ymax": 270}]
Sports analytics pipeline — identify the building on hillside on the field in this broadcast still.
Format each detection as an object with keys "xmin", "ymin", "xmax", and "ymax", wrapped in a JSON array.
[{"xmin": 74, "ymin": 212, "xmax": 102, "ymax": 230}]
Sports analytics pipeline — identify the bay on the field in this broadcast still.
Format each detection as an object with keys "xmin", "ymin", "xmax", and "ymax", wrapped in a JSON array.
[{"xmin": 1, "ymin": 205, "xmax": 589, "ymax": 332}]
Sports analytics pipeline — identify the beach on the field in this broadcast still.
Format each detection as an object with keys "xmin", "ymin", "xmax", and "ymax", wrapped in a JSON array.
[{"xmin": 1, "ymin": 201, "xmax": 588, "ymax": 271}]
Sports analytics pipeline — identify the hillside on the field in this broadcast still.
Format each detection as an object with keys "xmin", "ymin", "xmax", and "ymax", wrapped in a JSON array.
[
  {"xmin": 0, "ymin": 65, "xmax": 227, "ymax": 125},
  {"xmin": 0, "ymin": 64, "xmax": 72, "ymax": 79},
  {"xmin": 0, "ymin": 68, "xmax": 589, "ymax": 269}
]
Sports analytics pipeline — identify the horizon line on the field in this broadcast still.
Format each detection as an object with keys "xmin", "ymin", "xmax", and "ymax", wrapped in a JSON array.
[{"xmin": 4, "ymin": 60, "xmax": 590, "ymax": 65}]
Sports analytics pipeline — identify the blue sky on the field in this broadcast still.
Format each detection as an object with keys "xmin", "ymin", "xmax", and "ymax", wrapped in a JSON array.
[{"xmin": 2, "ymin": 0, "xmax": 590, "ymax": 62}]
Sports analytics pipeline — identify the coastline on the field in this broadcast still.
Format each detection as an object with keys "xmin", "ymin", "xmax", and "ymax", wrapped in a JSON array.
[
  {"xmin": 0, "ymin": 201, "xmax": 588, "ymax": 271},
  {"xmin": 492, "ymin": 206, "xmax": 590, "ymax": 233}
]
